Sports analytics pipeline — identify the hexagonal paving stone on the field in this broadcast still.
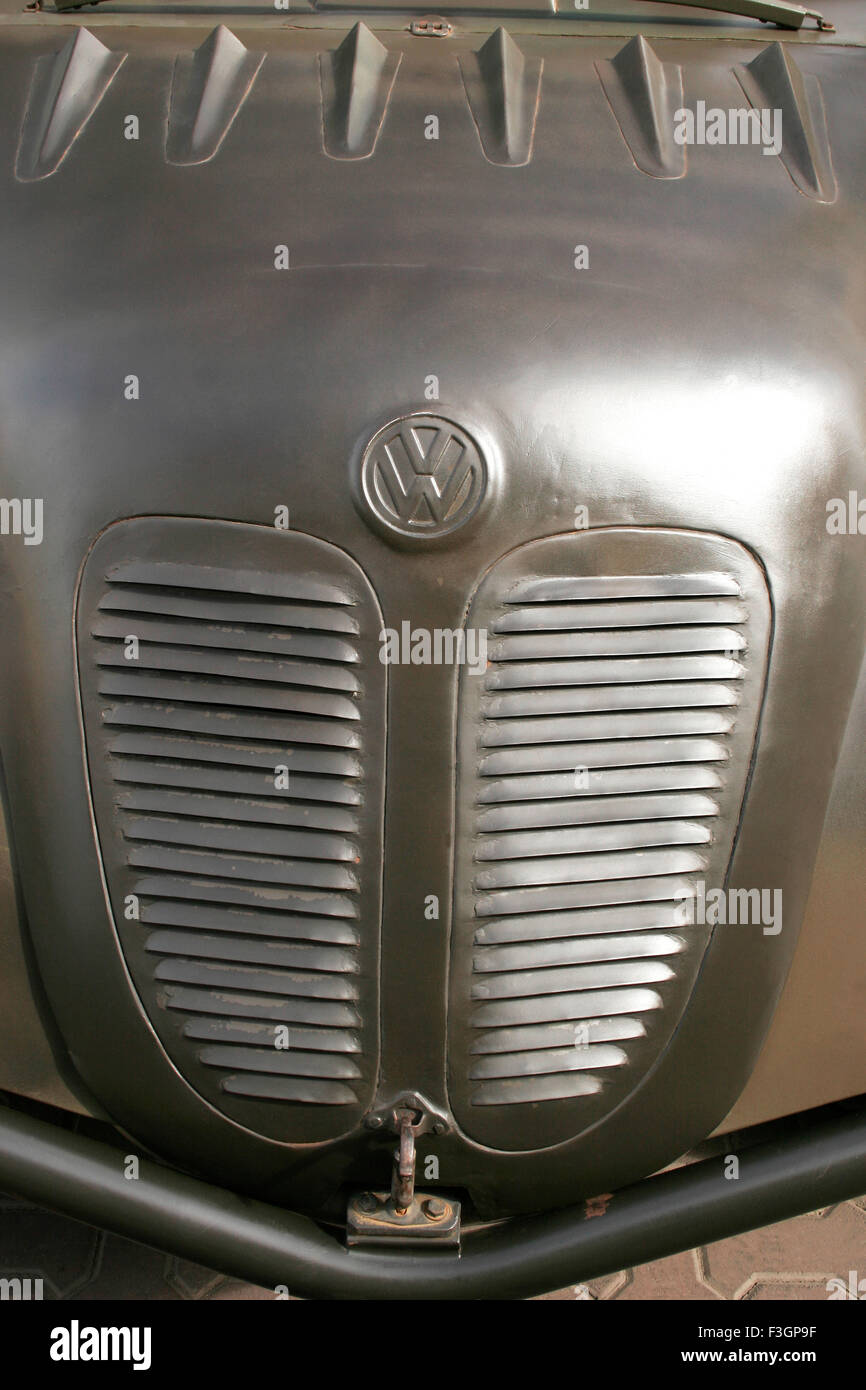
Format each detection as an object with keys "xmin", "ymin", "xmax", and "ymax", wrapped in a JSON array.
[
  {"xmin": 209, "ymin": 1279, "xmax": 283, "ymax": 1300},
  {"xmin": 537, "ymin": 1270, "xmax": 632, "ymax": 1300},
  {"xmin": 75, "ymin": 1237, "xmax": 183, "ymax": 1301},
  {"xmin": 2, "ymin": 1191, "xmax": 864, "ymax": 1300},
  {"xmin": 697, "ymin": 1201, "xmax": 866, "ymax": 1300},
  {"xmin": 164, "ymin": 1257, "xmax": 229, "ymax": 1301},
  {"xmin": 616, "ymin": 1251, "xmax": 721, "ymax": 1300},
  {"xmin": 537, "ymin": 1199, "xmax": 866, "ymax": 1301},
  {"xmin": 0, "ymin": 1199, "xmax": 102, "ymax": 1299}
]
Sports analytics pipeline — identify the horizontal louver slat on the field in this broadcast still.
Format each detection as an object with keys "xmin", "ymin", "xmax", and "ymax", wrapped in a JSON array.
[
  {"xmin": 450, "ymin": 533, "xmax": 771, "ymax": 1151},
  {"xmin": 78, "ymin": 521, "xmax": 384, "ymax": 1143}
]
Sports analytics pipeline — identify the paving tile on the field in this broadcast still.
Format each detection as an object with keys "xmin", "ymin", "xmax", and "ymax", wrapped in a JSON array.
[
  {"xmin": 1, "ymin": 1193, "xmax": 863, "ymax": 1300},
  {"xmin": 164, "ymin": 1257, "xmax": 229, "ymax": 1301},
  {"xmin": 616, "ymin": 1251, "xmax": 720, "ymax": 1301},
  {"xmin": 209, "ymin": 1279, "xmax": 285, "ymax": 1300},
  {"xmin": 537, "ymin": 1199, "xmax": 866, "ymax": 1301},
  {"xmin": 75, "ymin": 1237, "xmax": 183, "ymax": 1301},
  {"xmin": 697, "ymin": 1201, "xmax": 866, "ymax": 1300},
  {"xmin": 0, "ymin": 1201, "xmax": 102, "ymax": 1298},
  {"xmin": 537, "ymin": 1270, "xmax": 632, "ymax": 1300}
]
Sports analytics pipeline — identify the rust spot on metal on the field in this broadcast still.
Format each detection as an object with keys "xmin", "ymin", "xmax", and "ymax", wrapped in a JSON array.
[{"xmin": 584, "ymin": 1193, "xmax": 613, "ymax": 1220}]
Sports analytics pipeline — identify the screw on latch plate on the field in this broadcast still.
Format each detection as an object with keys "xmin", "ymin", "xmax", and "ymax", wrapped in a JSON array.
[{"xmin": 409, "ymin": 17, "xmax": 455, "ymax": 37}]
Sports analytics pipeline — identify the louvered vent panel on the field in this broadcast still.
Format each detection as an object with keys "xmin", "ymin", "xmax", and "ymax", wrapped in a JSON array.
[
  {"xmin": 77, "ymin": 519, "xmax": 385, "ymax": 1144},
  {"xmin": 450, "ymin": 530, "xmax": 771, "ymax": 1152}
]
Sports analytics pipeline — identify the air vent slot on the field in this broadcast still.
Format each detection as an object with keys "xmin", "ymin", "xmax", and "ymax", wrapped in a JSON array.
[
  {"xmin": 76, "ymin": 519, "xmax": 385, "ymax": 1144},
  {"xmin": 449, "ymin": 529, "xmax": 771, "ymax": 1152}
]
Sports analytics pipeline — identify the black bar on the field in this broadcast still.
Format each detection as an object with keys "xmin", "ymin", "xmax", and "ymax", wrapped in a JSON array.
[{"xmin": 0, "ymin": 1100, "xmax": 864, "ymax": 1300}]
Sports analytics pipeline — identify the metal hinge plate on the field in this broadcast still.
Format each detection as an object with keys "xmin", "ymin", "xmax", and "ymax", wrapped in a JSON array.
[
  {"xmin": 347, "ymin": 1191, "xmax": 461, "ymax": 1249},
  {"xmin": 409, "ymin": 18, "xmax": 455, "ymax": 38}
]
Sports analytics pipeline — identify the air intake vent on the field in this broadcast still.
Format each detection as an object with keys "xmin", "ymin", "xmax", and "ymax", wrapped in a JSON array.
[
  {"xmin": 77, "ymin": 519, "xmax": 385, "ymax": 1143},
  {"xmin": 449, "ymin": 529, "xmax": 771, "ymax": 1152}
]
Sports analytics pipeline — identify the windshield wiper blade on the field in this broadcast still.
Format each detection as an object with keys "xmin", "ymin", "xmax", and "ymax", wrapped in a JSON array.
[
  {"xmin": 49, "ymin": 0, "xmax": 836, "ymax": 30},
  {"xmin": 626, "ymin": 0, "xmax": 834, "ymax": 30}
]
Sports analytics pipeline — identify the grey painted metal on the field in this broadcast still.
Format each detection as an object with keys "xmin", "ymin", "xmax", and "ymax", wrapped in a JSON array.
[
  {"xmin": 166, "ymin": 24, "xmax": 264, "ymax": 166},
  {"xmin": 0, "ymin": 7, "xmax": 862, "ymax": 1233},
  {"xmin": 734, "ymin": 41, "xmax": 836, "ymax": 201},
  {"xmin": 15, "ymin": 26, "xmax": 124, "ymax": 180},
  {"xmin": 596, "ymin": 35, "xmax": 684, "ymax": 179},
  {"xmin": 319, "ymin": 21, "xmax": 400, "ymax": 159},
  {"xmin": 460, "ymin": 27, "xmax": 543, "ymax": 167},
  {"xmin": 0, "ymin": 1099, "xmax": 864, "ymax": 1298},
  {"xmin": 76, "ymin": 518, "xmax": 386, "ymax": 1143},
  {"xmin": 450, "ymin": 530, "xmax": 771, "ymax": 1150},
  {"xmin": 722, "ymin": 647, "xmax": 866, "ymax": 1129}
]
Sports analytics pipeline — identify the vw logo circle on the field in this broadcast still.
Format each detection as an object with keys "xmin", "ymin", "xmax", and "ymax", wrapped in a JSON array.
[{"xmin": 357, "ymin": 414, "xmax": 489, "ymax": 540}]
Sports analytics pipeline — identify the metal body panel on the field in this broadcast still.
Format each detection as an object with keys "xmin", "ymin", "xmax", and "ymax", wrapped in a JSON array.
[
  {"xmin": 76, "ymin": 518, "xmax": 386, "ymax": 1143},
  {"xmin": 719, "ymin": 646, "xmax": 866, "ymax": 1131},
  {"xmin": 0, "ymin": 9, "xmax": 862, "ymax": 1217},
  {"xmin": 0, "ymin": 780, "xmax": 94, "ymax": 1116},
  {"xmin": 450, "ymin": 529, "xmax": 771, "ymax": 1150}
]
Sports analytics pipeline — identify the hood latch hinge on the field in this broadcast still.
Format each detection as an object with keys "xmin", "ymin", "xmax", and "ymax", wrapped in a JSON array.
[{"xmin": 348, "ymin": 1093, "xmax": 460, "ymax": 1248}]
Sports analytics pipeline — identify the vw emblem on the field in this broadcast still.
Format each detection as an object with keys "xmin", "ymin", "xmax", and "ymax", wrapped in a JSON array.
[{"xmin": 357, "ymin": 414, "xmax": 489, "ymax": 540}]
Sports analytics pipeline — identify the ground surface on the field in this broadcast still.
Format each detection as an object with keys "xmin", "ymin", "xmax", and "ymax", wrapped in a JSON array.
[{"xmin": 1, "ymin": 1193, "xmax": 863, "ymax": 1300}]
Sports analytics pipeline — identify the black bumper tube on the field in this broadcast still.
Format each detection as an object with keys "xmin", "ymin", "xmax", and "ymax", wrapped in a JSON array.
[{"xmin": 0, "ymin": 1101, "xmax": 864, "ymax": 1300}]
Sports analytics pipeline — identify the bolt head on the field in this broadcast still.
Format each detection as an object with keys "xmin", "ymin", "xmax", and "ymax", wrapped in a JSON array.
[
  {"xmin": 423, "ymin": 1198, "xmax": 447, "ymax": 1220},
  {"xmin": 365, "ymin": 1115, "xmax": 383, "ymax": 1129},
  {"xmin": 356, "ymin": 1192, "xmax": 378, "ymax": 1213}
]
